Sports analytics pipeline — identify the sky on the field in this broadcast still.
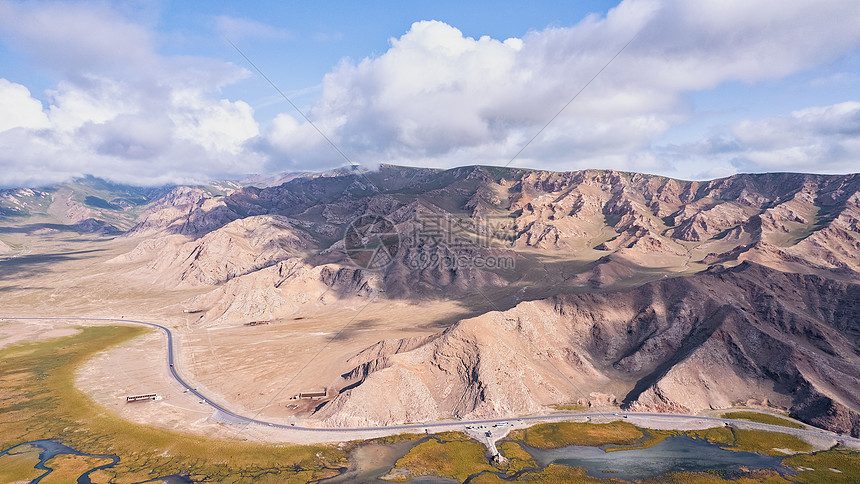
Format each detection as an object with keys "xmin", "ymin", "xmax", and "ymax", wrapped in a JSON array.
[{"xmin": 0, "ymin": 0, "xmax": 858, "ymax": 187}]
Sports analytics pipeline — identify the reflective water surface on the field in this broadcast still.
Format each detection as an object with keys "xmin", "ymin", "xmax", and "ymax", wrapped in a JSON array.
[{"xmin": 524, "ymin": 435, "xmax": 789, "ymax": 481}]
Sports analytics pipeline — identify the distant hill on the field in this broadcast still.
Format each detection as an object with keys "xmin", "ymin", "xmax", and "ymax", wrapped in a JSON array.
[{"xmin": 0, "ymin": 175, "xmax": 252, "ymax": 234}]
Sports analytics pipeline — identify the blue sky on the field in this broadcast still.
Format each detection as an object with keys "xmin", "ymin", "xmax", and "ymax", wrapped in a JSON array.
[{"xmin": 0, "ymin": 0, "xmax": 858, "ymax": 187}]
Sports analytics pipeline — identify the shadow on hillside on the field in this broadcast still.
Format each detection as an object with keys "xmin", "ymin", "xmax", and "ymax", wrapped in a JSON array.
[
  {"xmin": 372, "ymin": 250, "xmax": 688, "ymax": 320},
  {"xmin": 328, "ymin": 307, "xmax": 474, "ymax": 344},
  {"xmin": 0, "ymin": 222, "xmax": 119, "ymax": 235},
  {"xmin": 0, "ymin": 249, "xmax": 106, "ymax": 281},
  {"xmin": 0, "ymin": 285, "xmax": 51, "ymax": 293}
]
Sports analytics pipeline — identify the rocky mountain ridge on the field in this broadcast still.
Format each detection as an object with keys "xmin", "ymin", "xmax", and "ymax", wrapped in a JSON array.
[
  {"xmin": 58, "ymin": 165, "xmax": 860, "ymax": 436},
  {"xmin": 316, "ymin": 262, "xmax": 860, "ymax": 437},
  {"xmin": 119, "ymin": 166, "xmax": 860, "ymax": 312}
]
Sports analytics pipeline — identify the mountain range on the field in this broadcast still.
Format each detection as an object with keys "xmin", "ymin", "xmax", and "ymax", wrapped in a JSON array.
[{"xmin": 2, "ymin": 165, "xmax": 858, "ymax": 437}]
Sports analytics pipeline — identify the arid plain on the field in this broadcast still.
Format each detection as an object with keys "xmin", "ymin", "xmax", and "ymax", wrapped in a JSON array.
[{"xmin": 2, "ymin": 166, "xmax": 860, "ymax": 443}]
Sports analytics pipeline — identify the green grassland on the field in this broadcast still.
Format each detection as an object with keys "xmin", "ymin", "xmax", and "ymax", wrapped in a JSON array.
[
  {"xmin": 0, "ymin": 444, "xmax": 44, "ymax": 482},
  {"xmin": 730, "ymin": 429, "xmax": 812, "ymax": 455},
  {"xmin": 370, "ymin": 432, "xmax": 426, "ymax": 445},
  {"xmin": 721, "ymin": 412, "xmax": 805, "ymax": 430},
  {"xmin": 681, "ymin": 426, "xmax": 810, "ymax": 456},
  {"xmin": 388, "ymin": 431, "xmax": 495, "ymax": 481},
  {"xmin": 394, "ymin": 436, "xmax": 622, "ymax": 483},
  {"xmin": 639, "ymin": 470, "xmax": 791, "ymax": 483},
  {"xmin": 40, "ymin": 454, "xmax": 116, "ymax": 484},
  {"xmin": 0, "ymin": 325, "xmax": 346, "ymax": 483},
  {"xmin": 783, "ymin": 447, "xmax": 860, "ymax": 484},
  {"xmin": 469, "ymin": 464, "xmax": 621, "ymax": 483},
  {"xmin": 509, "ymin": 421, "xmax": 644, "ymax": 449},
  {"xmin": 605, "ymin": 428, "xmax": 674, "ymax": 452},
  {"xmin": 495, "ymin": 441, "xmax": 537, "ymax": 474}
]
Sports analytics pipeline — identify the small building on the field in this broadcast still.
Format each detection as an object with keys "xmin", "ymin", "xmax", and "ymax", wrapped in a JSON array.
[
  {"xmin": 126, "ymin": 393, "xmax": 158, "ymax": 402},
  {"xmin": 291, "ymin": 389, "xmax": 328, "ymax": 400}
]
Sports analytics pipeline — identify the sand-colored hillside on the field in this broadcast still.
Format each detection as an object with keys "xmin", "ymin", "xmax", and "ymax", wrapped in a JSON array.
[{"xmin": 2, "ymin": 166, "xmax": 859, "ymax": 439}]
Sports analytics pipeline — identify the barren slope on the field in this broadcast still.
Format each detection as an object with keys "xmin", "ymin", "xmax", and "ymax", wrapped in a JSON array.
[{"xmin": 314, "ymin": 263, "xmax": 860, "ymax": 436}]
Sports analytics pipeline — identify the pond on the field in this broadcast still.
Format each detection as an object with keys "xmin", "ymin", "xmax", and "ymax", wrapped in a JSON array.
[
  {"xmin": 320, "ymin": 437, "xmax": 459, "ymax": 484},
  {"xmin": 523, "ymin": 435, "xmax": 790, "ymax": 481},
  {"xmin": 3, "ymin": 434, "xmax": 793, "ymax": 483},
  {"xmin": 323, "ymin": 434, "xmax": 793, "ymax": 483},
  {"xmin": 0, "ymin": 440, "xmax": 193, "ymax": 484}
]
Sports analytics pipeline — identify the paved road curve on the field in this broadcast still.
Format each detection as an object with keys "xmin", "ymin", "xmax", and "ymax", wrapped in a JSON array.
[{"xmin": 4, "ymin": 316, "xmax": 860, "ymax": 446}]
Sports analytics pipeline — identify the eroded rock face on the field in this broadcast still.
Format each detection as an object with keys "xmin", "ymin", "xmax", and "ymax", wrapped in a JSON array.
[
  {"xmin": 120, "ymin": 214, "xmax": 314, "ymax": 288},
  {"xmin": 787, "ymin": 192, "xmax": 860, "ymax": 273},
  {"xmin": 792, "ymin": 385, "xmax": 860, "ymax": 438},
  {"xmin": 127, "ymin": 187, "xmax": 240, "ymax": 238},
  {"xmin": 108, "ymin": 166, "xmax": 860, "ymax": 434},
  {"xmin": 316, "ymin": 263, "xmax": 860, "ymax": 435},
  {"xmin": 123, "ymin": 168, "xmax": 860, "ymax": 293},
  {"xmin": 71, "ymin": 218, "xmax": 118, "ymax": 234},
  {"xmin": 182, "ymin": 259, "xmax": 383, "ymax": 323}
]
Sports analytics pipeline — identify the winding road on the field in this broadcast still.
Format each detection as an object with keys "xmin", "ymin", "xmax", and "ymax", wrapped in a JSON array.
[{"xmin": 3, "ymin": 316, "xmax": 859, "ymax": 447}]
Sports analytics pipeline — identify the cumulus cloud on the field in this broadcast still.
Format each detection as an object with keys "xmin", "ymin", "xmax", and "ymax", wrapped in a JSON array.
[
  {"xmin": 663, "ymin": 102, "xmax": 860, "ymax": 177},
  {"xmin": 0, "ymin": 79, "xmax": 49, "ymax": 131},
  {"xmin": 263, "ymin": 0, "xmax": 860, "ymax": 175},
  {"xmin": 0, "ymin": 1, "xmax": 262, "ymax": 187},
  {"xmin": 1, "ymin": 0, "xmax": 859, "ymax": 187}
]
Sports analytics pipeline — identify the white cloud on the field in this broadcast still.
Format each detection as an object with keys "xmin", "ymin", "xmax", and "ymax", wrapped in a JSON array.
[
  {"xmin": 0, "ymin": 1, "xmax": 262, "ymax": 187},
  {"xmin": 0, "ymin": 79, "xmax": 49, "ymax": 131},
  {"xmin": 262, "ymin": 0, "xmax": 860, "ymax": 175},
  {"xmin": 0, "ymin": 74, "xmax": 264, "ymax": 186},
  {"xmin": 169, "ymin": 89, "xmax": 258, "ymax": 154},
  {"xmin": 661, "ymin": 102, "xmax": 860, "ymax": 176},
  {"xmin": 46, "ymin": 78, "xmax": 138, "ymax": 132},
  {"xmin": 1, "ymin": 0, "xmax": 859, "ymax": 186}
]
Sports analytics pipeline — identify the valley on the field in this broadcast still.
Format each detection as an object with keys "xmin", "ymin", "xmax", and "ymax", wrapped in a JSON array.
[{"xmin": 2, "ymin": 165, "xmax": 860, "ymax": 482}]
